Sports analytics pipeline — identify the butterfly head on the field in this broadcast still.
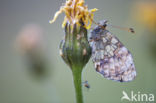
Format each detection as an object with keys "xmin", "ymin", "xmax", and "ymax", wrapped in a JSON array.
[
  {"xmin": 98, "ymin": 20, "xmax": 108, "ymax": 28},
  {"xmin": 90, "ymin": 20, "xmax": 108, "ymax": 40}
]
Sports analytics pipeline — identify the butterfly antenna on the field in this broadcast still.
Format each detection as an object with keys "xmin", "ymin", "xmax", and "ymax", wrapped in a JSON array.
[
  {"xmin": 108, "ymin": 24, "xmax": 135, "ymax": 34},
  {"xmin": 90, "ymin": 17, "xmax": 135, "ymax": 34}
]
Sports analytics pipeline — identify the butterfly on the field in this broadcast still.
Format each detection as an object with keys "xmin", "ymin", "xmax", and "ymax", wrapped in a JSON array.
[{"xmin": 89, "ymin": 20, "xmax": 136, "ymax": 82}]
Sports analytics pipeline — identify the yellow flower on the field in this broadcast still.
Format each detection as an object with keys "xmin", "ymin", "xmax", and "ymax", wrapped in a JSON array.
[
  {"xmin": 49, "ymin": 0, "xmax": 98, "ymax": 29},
  {"xmin": 134, "ymin": 1, "xmax": 156, "ymax": 31}
]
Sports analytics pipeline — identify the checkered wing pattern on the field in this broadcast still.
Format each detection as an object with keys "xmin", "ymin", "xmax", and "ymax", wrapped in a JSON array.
[{"xmin": 89, "ymin": 26, "xmax": 136, "ymax": 82}]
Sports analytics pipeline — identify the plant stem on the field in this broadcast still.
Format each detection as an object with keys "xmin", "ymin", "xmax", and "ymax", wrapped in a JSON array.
[{"xmin": 72, "ymin": 67, "xmax": 83, "ymax": 103}]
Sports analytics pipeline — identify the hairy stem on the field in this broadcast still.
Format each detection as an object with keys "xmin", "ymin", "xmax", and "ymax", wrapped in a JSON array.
[{"xmin": 72, "ymin": 67, "xmax": 83, "ymax": 103}]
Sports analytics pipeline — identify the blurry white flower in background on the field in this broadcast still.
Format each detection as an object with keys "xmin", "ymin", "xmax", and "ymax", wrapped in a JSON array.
[
  {"xmin": 16, "ymin": 24, "xmax": 44, "ymax": 54},
  {"xmin": 15, "ymin": 24, "xmax": 51, "ymax": 80}
]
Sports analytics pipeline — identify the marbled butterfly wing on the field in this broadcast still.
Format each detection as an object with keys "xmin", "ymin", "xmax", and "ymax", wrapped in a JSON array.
[{"xmin": 89, "ymin": 20, "xmax": 136, "ymax": 82}]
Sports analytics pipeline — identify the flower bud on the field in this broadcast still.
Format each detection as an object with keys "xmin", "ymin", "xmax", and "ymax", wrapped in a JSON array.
[{"xmin": 60, "ymin": 22, "xmax": 91, "ymax": 70}]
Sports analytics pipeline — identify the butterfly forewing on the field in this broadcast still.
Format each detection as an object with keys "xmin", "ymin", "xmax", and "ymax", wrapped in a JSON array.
[{"xmin": 89, "ymin": 22, "xmax": 136, "ymax": 82}]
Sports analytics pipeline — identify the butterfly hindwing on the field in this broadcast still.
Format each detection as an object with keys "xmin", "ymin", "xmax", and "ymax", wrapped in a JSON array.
[{"xmin": 89, "ymin": 21, "xmax": 136, "ymax": 82}]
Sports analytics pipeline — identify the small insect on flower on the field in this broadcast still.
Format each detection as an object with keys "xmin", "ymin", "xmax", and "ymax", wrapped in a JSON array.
[
  {"xmin": 82, "ymin": 81, "xmax": 90, "ymax": 89},
  {"xmin": 89, "ymin": 20, "xmax": 137, "ymax": 82}
]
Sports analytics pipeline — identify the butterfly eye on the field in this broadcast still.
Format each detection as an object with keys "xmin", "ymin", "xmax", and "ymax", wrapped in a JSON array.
[
  {"xmin": 103, "ymin": 24, "xmax": 107, "ymax": 28},
  {"xmin": 101, "ymin": 20, "xmax": 108, "ymax": 27}
]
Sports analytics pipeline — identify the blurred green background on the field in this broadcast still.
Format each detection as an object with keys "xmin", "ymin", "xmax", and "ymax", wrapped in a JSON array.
[{"xmin": 0, "ymin": 0, "xmax": 156, "ymax": 103}]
